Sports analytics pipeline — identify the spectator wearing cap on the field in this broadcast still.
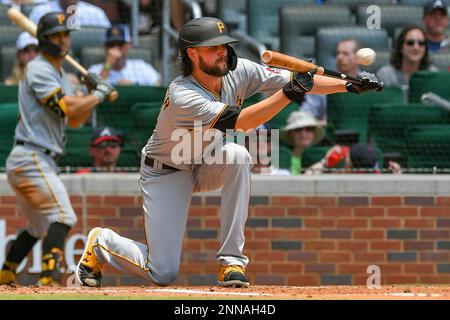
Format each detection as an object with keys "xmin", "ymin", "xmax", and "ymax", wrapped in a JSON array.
[
  {"xmin": 245, "ymin": 124, "xmax": 290, "ymax": 175},
  {"xmin": 87, "ymin": 24, "xmax": 161, "ymax": 86},
  {"xmin": 280, "ymin": 111, "xmax": 325, "ymax": 175},
  {"xmin": 29, "ymin": 0, "xmax": 111, "ymax": 28},
  {"xmin": 4, "ymin": 32, "xmax": 39, "ymax": 86},
  {"xmin": 305, "ymin": 143, "xmax": 402, "ymax": 174},
  {"xmin": 76, "ymin": 127, "xmax": 124, "ymax": 173},
  {"xmin": 423, "ymin": 0, "xmax": 450, "ymax": 53}
]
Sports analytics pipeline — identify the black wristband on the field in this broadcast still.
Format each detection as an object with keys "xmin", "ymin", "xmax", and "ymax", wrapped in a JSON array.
[{"xmin": 283, "ymin": 85, "xmax": 306, "ymax": 103}]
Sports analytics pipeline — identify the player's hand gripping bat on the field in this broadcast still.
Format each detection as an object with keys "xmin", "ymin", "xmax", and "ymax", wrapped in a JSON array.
[
  {"xmin": 262, "ymin": 50, "xmax": 384, "ymax": 92},
  {"xmin": 7, "ymin": 7, "xmax": 119, "ymax": 102}
]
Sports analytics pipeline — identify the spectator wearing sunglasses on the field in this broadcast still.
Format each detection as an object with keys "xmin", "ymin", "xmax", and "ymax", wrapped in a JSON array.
[
  {"xmin": 4, "ymin": 32, "xmax": 39, "ymax": 86},
  {"xmin": 376, "ymin": 26, "xmax": 438, "ymax": 87},
  {"xmin": 423, "ymin": 0, "xmax": 450, "ymax": 53},
  {"xmin": 76, "ymin": 127, "xmax": 124, "ymax": 173},
  {"xmin": 280, "ymin": 111, "xmax": 325, "ymax": 175},
  {"xmin": 87, "ymin": 24, "xmax": 161, "ymax": 86}
]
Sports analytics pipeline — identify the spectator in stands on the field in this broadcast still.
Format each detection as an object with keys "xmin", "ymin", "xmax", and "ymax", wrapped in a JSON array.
[
  {"xmin": 280, "ymin": 111, "xmax": 325, "ymax": 175},
  {"xmin": 88, "ymin": 24, "xmax": 161, "ymax": 86},
  {"xmin": 304, "ymin": 143, "xmax": 402, "ymax": 175},
  {"xmin": 4, "ymin": 32, "xmax": 39, "ymax": 86},
  {"xmin": 76, "ymin": 126, "xmax": 124, "ymax": 173},
  {"xmin": 245, "ymin": 123, "xmax": 290, "ymax": 175},
  {"xmin": 376, "ymin": 26, "xmax": 438, "ymax": 87},
  {"xmin": 423, "ymin": 0, "xmax": 450, "ymax": 53},
  {"xmin": 299, "ymin": 38, "xmax": 362, "ymax": 123},
  {"xmin": 29, "ymin": 0, "xmax": 111, "ymax": 28}
]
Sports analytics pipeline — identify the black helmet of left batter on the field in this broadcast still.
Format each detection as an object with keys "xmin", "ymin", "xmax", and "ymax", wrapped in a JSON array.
[
  {"xmin": 37, "ymin": 12, "xmax": 72, "ymax": 58},
  {"xmin": 179, "ymin": 17, "xmax": 238, "ymax": 71}
]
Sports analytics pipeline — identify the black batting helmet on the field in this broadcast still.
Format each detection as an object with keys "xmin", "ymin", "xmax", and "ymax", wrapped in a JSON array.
[
  {"xmin": 37, "ymin": 12, "xmax": 72, "ymax": 58},
  {"xmin": 178, "ymin": 17, "xmax": 238, "ymax": 71}
]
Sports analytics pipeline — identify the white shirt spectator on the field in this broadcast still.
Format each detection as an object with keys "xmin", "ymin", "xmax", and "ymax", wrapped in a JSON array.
[
  {"xmin": 88, "ymin": 59, "xmax": 161, "ymax": 86},
  {"xmin": 29, "ymin": 0, "xmax": 110, "ymax": 28}
]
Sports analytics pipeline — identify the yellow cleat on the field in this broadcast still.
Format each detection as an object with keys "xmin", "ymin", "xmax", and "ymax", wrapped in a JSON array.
[
  {"xmin": 217, "ymin": 265, "xmax": 249, "ymax": 288},
  {"xmin": 76, "ymin": 227, "xmax": 104, "ymax": 287},
  {"xmin": 0, "ymin": 269, "xmax": 16, "ymax": 285}
]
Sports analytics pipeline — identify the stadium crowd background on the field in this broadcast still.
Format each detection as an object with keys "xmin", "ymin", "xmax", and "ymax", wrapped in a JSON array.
[{"xmin": 1, "ymin": 0, "xmax": 450, "ymax": 174}]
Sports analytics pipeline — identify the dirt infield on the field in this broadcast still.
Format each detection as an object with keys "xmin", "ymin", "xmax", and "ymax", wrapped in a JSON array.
[{"xmin": 1, "ymin": 284, "xmax": 450, "ymax": 299}]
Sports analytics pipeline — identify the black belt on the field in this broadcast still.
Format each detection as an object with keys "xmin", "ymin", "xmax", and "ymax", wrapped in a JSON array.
[
  {"xmin": 15, "ymin": 140, "xmax": 60, "ymax": 161},
  {"xmin": 145, "ymin": 156, "xmax": 178, "ymax": 171}
]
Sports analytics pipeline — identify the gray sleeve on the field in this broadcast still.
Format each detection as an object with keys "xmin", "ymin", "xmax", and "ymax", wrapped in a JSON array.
[
  {"xmin": 26, "ymin": 61, "xmax": 63, "ymax": 103},
  {"xmin": 236, "ymin": 59, "xmax": 291, "ymax": 98},
  {"xmin": 169, "ymin": 84, "xmax": 227, "ymax": 129},
  {"xmin": 376, "ymin": 65, "xmax": 399, "ymax": 87}
]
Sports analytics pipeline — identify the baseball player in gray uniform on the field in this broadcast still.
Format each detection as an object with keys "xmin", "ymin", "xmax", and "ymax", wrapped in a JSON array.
[
  {"xmin": 0, "ymin": 12, "xmax": 114, "ymax": 286},
  {"xmin": 76, "ymin": 17, "xmax": 382, "ymax": 288}
]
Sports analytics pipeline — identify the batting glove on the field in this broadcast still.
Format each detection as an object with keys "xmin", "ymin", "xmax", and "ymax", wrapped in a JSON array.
[
  {"xmin": 283, "ymin": 69, "xmax": 316, "ymax": 103},
  {"xmin": 345, "ymin": 71, "xmax": 384, "ymax": 94},
  {"xmin": 92, "ymin": 80, "xmax": 114, "ymax": 103},
  {"xmin": 81, "ymin": 72, "xmax": 103, "ymax": 92}
]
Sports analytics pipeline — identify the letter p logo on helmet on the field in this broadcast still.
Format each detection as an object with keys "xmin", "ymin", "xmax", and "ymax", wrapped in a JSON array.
[{"xmin": 217, "ymin": 21, "xmax": 224, "ymax": 33}]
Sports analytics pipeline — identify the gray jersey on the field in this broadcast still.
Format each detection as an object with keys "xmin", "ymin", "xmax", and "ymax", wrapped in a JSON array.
[
  {"xmin": 145, "ymin": 58, "xmax": 290, "ymax": 170},
  {"xmin": 14, "ymin": 55, "xmax": 74, "ymax": 155}
]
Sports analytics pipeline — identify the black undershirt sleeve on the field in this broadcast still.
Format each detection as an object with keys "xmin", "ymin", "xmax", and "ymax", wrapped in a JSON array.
[{"xmin": 212, "ymin": 105, "xmax": 241, "ymax": 133}]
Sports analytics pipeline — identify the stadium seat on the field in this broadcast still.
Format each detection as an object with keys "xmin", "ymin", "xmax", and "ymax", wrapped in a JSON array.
[
  {"xmin": 130, "ymin": 102, "xmax": 161, "ymax": 152},
  {"xmin": 70, "ymin": 27, "xmax": 107, "ymax": 57},
  {"xmin": 0, "ymin": 25, "xmax": 23, "ymax": 47},
  {"xmin": 0, "ymin": 5, "xmax": 11, "ymax": 25},
  {"xmin": 280, "ymin": 5, "xmax": 352, "ymax": 60},
  {"xmin": 302, "ymin": 146, "xmax": 332, "ymax": 169},
  {"xmin": 316, "ymin": 26, "xmax": 389, "ymax": 70},
  {"xmin": 356, "ymin": 5, "xmax": 423, "ymax": 38},
  {"xmin": 430, "ymin": 53, "xmax": 450, "ymax": 71},
  {"xmin": 406, "ymin": 124, "xmax": 450, "ymax": 169},
  {"xmin": 0, "ymin": 84, "xmax": 18, "ymax": 104},
  {"xmin": 325, "ymin": 0, "xmax": 391, "ymax": 14},
  {"xmin": 409, "ymin": 71, "xmax": 450, "ymax": 103},
  {"xmin": 360, "ymin": 50, "xmax": 390, "ymax": 74},
  {"xmin": 247, "ymin": 0, "xmax": 316, "ymax": 51},
  {"xmin": 0, "ymin": 46, "xmax": 16, "ymax": 82},
  {"xmin": 368, "ymin": 103, "xmax": 449, "ymax": 156},
  {"xmin": 278, "ymin": 145, "xmax": 293, "ymax": 170},
  {"xmin": 217, "ymin": 0, "xmax": 248, "ymax": 32},
  {"xmin": 96, "ymin": 86, "xmax": 167, "ymax": 147},
  {"xmin": 81, "ymin": 47, "xmax": 153, "ymax": 70},
  {"xmin": 268, "ymin": 102, "xmax": 300, "ymax": 130},
  {"xmin": 399, "ymin": 0, "xmax": 428, "ymax": 5},
  {"xmin": 58, "ymin": 126, "xmax": 94, "ymax": 169},
  {"xmin": 0, "ymin": 103, "xmax": 18, "ymax": 168},
  {"xmin": 327, "ymin": 86, "xmax": 404, "ymax": 143}
]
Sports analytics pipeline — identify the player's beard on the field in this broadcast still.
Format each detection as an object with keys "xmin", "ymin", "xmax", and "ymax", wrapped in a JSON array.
[{"xmin": 199, "ymin": 56, "xmax": 229, "ymax": 77}]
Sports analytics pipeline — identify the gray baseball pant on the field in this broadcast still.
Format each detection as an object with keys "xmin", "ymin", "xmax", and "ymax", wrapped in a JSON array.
[{"xmin": 92, "ymin": 141, "xmax": 251, "ymax": 285}]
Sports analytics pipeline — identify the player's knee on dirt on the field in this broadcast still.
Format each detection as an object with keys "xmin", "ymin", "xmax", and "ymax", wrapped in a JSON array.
[{"xmin": 151, "ymin": 268, "xmax": 179, "ymax": 286}]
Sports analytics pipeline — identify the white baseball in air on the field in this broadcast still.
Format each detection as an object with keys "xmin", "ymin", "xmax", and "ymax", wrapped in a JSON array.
[{"xmin": 356, "ymin": 48, "xmax": 376, "ymax": 66}]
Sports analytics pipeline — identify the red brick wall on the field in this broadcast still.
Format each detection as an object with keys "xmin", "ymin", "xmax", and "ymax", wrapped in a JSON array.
[{"xmin": 2, "ymin": 194, "xmax": 450, "ymax": 286}]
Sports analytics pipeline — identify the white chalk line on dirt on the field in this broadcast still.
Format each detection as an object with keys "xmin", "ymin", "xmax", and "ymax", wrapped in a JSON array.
[{"xmin": 145, "ymin": 288, "xmax": 274, "ymax": 296}]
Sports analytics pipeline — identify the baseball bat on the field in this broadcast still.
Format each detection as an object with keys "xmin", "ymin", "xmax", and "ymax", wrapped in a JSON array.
[
  {"xmin": 261, "ymin": 50, "xmax": 384, "ymax": 91},
  {"xmin": 6, "ymin": 7, "xmax": 119, "ymax": 102}
]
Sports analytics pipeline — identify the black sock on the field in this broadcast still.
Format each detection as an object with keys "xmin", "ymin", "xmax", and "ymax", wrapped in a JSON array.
[
  {"xmin": 2, "ymin": 229, "xmax": 39, "ymax": 272},
  {"xmin": 40, "ymin": 222, "xmax": 71, "ymax": 279}
]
